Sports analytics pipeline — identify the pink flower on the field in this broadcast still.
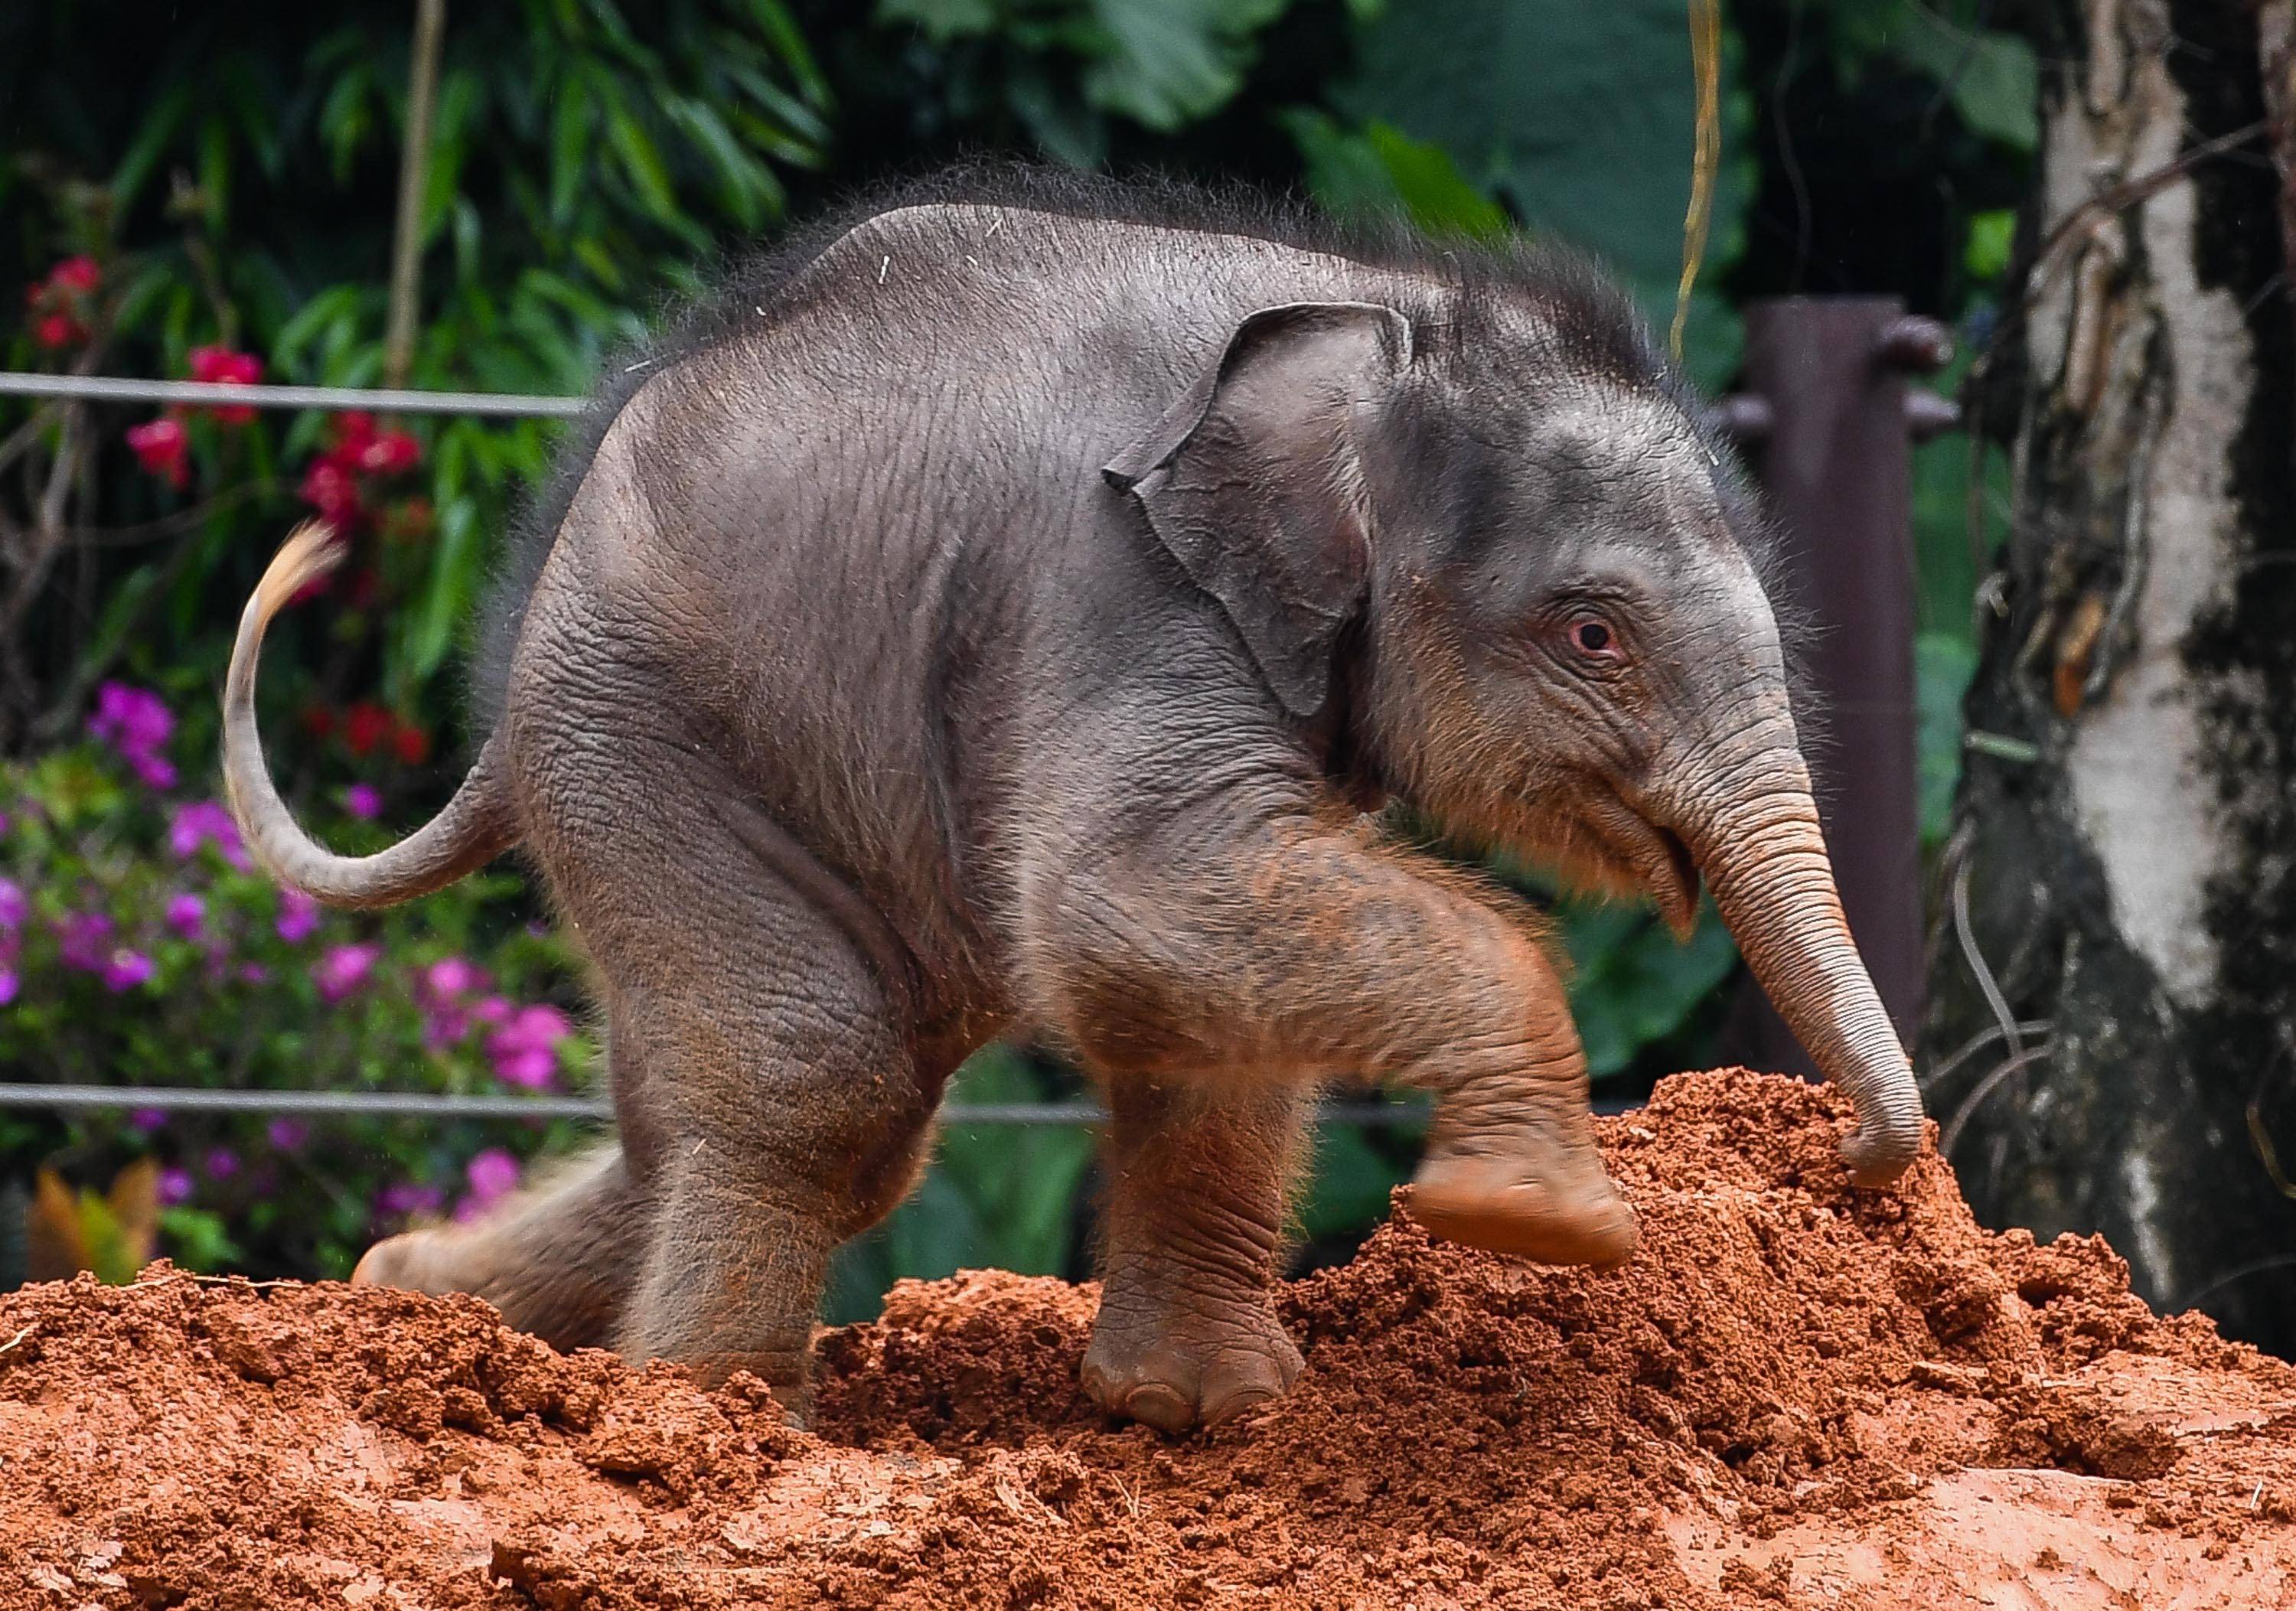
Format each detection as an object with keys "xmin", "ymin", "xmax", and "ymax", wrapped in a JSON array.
[
  {"xmin": 275, "ymin": 889, "xmax": 318, "ymax": 943},
  {"xmin": 158, "ymin": 1168, "xmax": 194, "ymax": 1206},
  {"xmin": 313, "ymin": 941, "xmax": 379, "ymax": 1003},
  {"xmin": 168, "ymin": 801, "xmax": 249, "ymax": 869},
  {"xmin": 90, "ymin": 681, "xmax": 178, "ymax": 788},
  {"xmin": 486, "ymin": 1004, "xmax": 572, "ymax": 1089},
  {"xmin": 0, "ymin": 877, "xmax": 23, "ymax": 931},
  {"xmin": 266, "ymin": 1118, "xmax": 309, "ymax": 1152},
  {"xmin": 342, "ymin": 782, "xmax": 383, "ymax": 820},
  {"xmin": 164, "ymin": 892, "xmax": 205, "ymax": 937},
  {"xmin": 237, "ymin": 963, "xmax": 269, "ymax": 985},
  {"xmin": 455, "ymin": 1148, "xmax": 522, "ymax": 1222},
  {"xmin": 102, "ymin": 948, "xmax": 155, "ymax": 992},
  {"xmin": 297, "ymin": 457, "xmax": 363, "ymax": 526},
  {"xmin": 126, "ymin": 416, "xmax": 190, "ymax": 490},
  {"xmin": 0, "ymin": 969, "xmax": 15, "ymax": 1006},
  {"xmin": 423, "ymin": 956, "xmax": 487, "ymax": 999},
  {"xmin": 129, "ymin": 1108, "xmax": 167, "ymax": 1133},
  {"xmin": 188, "ymin": 345, "xmax": 262, "ymax": 425},
  {"xmin": 204, "ymin": 1147, "xmax": 240, "ymax": 1180}
]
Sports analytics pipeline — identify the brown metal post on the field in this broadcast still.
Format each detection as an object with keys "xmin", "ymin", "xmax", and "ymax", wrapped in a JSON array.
[{"xmin": 1718, "ymin": 297, "xmax": 1945, "ymax": 1075}]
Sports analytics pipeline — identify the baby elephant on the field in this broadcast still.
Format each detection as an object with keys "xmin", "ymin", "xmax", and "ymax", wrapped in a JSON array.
[{"xmin": 223, "ymin": 170, "xmax": 1921, "ymax": 1430}]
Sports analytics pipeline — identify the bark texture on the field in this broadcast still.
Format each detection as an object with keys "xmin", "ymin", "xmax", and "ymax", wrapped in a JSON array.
[{"xmin": 1926, "ymin": 0, "xmax": 2296, "ymax": 1352}]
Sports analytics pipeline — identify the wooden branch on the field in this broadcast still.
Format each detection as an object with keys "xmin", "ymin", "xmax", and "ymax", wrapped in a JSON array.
[{"xmin": 382, "ymin": 0, "xmax": 448, "ymax": 391}]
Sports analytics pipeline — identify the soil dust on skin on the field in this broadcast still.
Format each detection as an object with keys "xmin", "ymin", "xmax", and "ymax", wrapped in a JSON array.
[{"xmin": 4, "ymin": 1071, "xmax": 2294, "ymax": 1610}]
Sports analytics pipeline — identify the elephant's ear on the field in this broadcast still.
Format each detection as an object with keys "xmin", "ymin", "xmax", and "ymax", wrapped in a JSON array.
[{"xmin": 1104, "ymin": 301, "xmax": 1413, "ymax": 719}]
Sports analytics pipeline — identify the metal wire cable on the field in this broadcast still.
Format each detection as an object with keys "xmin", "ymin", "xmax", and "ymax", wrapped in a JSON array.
[
  {"xmin": 0, "ymin": 371, "xmax": 587, "ymax": 419},
  {"xmin": 0, "ymin": 1083, "xmax": 1443, "ymax": 1127}
]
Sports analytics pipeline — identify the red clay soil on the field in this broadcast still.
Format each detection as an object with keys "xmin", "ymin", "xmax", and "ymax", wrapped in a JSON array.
[{"xmin": 4, "ymin": 1071, "xmax": 2294, "ymax": 1609}]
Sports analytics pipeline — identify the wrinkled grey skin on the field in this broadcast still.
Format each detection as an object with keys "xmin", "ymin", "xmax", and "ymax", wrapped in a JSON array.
[{"xmin": 223, "ymin": 171, "xmax": 1921, "ymax": 1431}]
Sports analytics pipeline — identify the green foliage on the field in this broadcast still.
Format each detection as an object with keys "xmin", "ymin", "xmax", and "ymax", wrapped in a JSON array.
[
  {"xmin": 2, "ymin": 0, "xmax": 830, "ymax": 739},
  {"xmin": 1312, "ymin": 0, "xmax": 1758, "ymax": 386},
  {"xmin": 1283, "ymin": 112, "xmax": 1508, "ymax": 239},
  {"xmin": 1826, "ymin": 0, "xmax": 2038, "ymax": 154},
  {"xmin": 871, "ymin": 0, "xmax": 1294, "ymax": 164}
]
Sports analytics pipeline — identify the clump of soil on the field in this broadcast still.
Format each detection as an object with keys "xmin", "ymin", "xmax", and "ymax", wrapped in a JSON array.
[{"xmin": 5, "ymin": 1071, "xmax": 2294, "ymax": 1609}]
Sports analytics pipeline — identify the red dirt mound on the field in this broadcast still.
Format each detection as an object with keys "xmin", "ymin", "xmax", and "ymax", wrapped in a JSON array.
[{"xmin": 3, "ymin": 1070, "xmax": 2294, "ymax": 1609}]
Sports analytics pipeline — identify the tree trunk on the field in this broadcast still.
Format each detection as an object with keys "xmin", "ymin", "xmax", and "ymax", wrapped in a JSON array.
[{"xmin": 1925, "ymin": 0, "xmax": 2296, "ymax": 1353}]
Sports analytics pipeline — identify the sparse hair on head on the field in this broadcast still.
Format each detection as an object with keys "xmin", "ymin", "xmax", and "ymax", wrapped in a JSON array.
[{"xmin": 465, "ymin": 161, "xmax": 1820, "ymax": 742}]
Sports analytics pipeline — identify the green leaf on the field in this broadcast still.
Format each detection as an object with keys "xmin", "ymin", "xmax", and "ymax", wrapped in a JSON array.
[
  {"xmin": 110, "ymin": 80, "xmax": 193, "ymax": 210},
  {"xmin": 1079, "ymin": 0, "xmax": 1293, "ymax": 131},
  {"xmin": 1916, "ymin": 631, "xmax": 1979, "ymax": 847},
  {"xmin": 1965, "ymin": 208, "xmax": 2015, "ymax": 282},
  {"xmin": 1561, "ymin": 897, "xmax": 1740, "ymax": 1078},
  {"xmin": 1864, "ymin": 3, "xmax": 2038, "ymax": 152},
  {"xmin": 548, "ymin": 74, "xmax": 595, "ymax": 226},
  {"xmin": 876, "ymin": 0, "xmax": 998, "ymax": 42},
  {"xmin": 1287, "ymin": 111, "xmax": 1507, "ymax": 239}
]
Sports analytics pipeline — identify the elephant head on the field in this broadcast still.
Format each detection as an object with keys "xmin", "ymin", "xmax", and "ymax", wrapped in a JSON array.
[{"xmin": 1106, "ymin": 289, "xmax": 1923, "ymax": 1185}]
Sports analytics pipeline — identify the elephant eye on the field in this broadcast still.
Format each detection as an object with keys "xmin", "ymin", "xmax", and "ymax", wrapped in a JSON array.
[{"xmin": 1566, "ymin": 615, "xmax": 1623, "ymax": 663}]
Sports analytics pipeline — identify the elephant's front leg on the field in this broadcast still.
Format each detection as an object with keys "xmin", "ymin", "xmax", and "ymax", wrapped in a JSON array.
[
  {"xmin": 1032, "ymin": 814, "xmax": 1636, "ymax": 1274},
  {"xmin": 1082, "ymin": 1078, "xmax": 1308, "ymax": 1433}
]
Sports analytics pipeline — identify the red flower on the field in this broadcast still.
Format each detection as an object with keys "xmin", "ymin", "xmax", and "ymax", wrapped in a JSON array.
[
  {"xmin": 300, "ymin": 705, "xmax": 337, "ymax": 739},
  {"xmin": 33, "ymin": 313, "xmax": 86, "ymax": 349},
  {"xmin": 188, "ymin": 345, "xmax": 263, "ymax": 426},
  {"xmin": 357, "ymin": 429, "xmax": 421, "ymax": 475},
  {"xmin": 51, "ymin": 257, "xmax": 100, "ymax": 295},
  {"xmin": 342, "ymin": 702, "xmax": 394, "ymax": 758},
  {"xmin": 126, "ymin": 416, "xmax": 190, "ymax": 490},
  {"xmin": 298, "ymin": 458, "xmax": 364, "ymax": 526},
  {"xmin": 331, "ymin": 412, "xmax": 377, "ymax": 454},
  {"xmin": 391, "ymin": 720, "xmax": 432, "ymax": 767}
]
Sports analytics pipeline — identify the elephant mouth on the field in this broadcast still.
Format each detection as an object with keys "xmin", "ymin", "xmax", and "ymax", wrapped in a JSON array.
[{"xmin": 1577, "ymin": 788, "xmax": 1701, "ymax": 938}]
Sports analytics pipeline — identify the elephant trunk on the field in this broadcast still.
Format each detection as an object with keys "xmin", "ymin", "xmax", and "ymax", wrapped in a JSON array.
[{"xmin": 1674, "ymin": 738, "xmax": 1925, "ymax": 1186}]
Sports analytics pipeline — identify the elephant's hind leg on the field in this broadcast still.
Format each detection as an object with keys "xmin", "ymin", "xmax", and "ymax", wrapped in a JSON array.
[
  {"xmin": 1081, "ymin": 1078, "xmax": 1310, "ymax": 1433},
  {"xmin": 351, "ymin": 1143, "xmax": 642, "ymax": 1352},
  {"xmin": 537, "ymin": 767, "xmax": 938, "ymax": 1415}
]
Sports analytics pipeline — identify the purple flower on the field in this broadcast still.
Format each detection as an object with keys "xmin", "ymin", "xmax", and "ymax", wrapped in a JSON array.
[
  {"xmin": 276, "ymin": 889, "xmax": 318, "ymax": 943},
  {"xmin": 238, "ymin": 962, "xmax": 269, "ymax": 985},
  {"xmin": 0, "ymin": 877, "xmax": 23, "ymax": 931},
  {"xmin": 342, "ymin": 782, "xmax": 383, "ymax": 820},
  {"xmin": 0, "ymin": 810, "xmax": 9, "ymax": 836},
  {"xmin": 204, "ymin": 1147, "xmax": 240, "ymax": 1181},
  {"xmin": 128, "ymin": 1107, "xmax": 167, "ymax": 1133},
  {"xmin": 103, "ymin": 948, "xmax": 155, "ymax": 992},
  {"xmin": 169, "ymin": 801, "xmax": 250, "ymax": 870},
  {"xmin": 89, "ymin": 682, "xmax": 178, "ymax": 789},
  {"xmin": 313, "ymin": 941, "xmax": 379, "ymax": 1003},
  {"xmin": 0, "ymin": 967, "xmax": 15, "ymax": 1006},
  {"xmin": 485, "ymin": 1003, "xmax": 572, "ymax": 1089},
  {"xmin": 158, "ymin": 1168, "xmax": 194, "ymax": 1207},
  {"xmin": 455, "ymin": 1148, "xmax": 522, "ymax": 1221},
  {"xmin": 377, "ymin": 1180, "xmax": 444, "ymax": 1221},
  {"xmin": 164, "ymin": 892, "xmax": 206, "ymax": 937},
  {"xmin": 266, "ymin": 1117, "xmax": 309, "ymax": 1152},
  {"xmin": 57, "ymin": 911, "xmax": 115, "ymax": 971}
]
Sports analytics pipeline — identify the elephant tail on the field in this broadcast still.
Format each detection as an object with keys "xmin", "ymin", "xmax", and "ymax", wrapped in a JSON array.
[{"xmin": 222, "ymin": 520, "xmax": 520, "ymax": 909}]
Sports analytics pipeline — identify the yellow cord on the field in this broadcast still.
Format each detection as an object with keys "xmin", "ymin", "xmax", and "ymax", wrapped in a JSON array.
[{"xmin": 1672, "ymin": 0, "xmax": 1723, "ymax": 364}]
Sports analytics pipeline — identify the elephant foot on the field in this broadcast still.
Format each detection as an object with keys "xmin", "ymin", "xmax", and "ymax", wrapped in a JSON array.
[
  {"xmin": 350, "ymin": 1228, "xmax": 466, "ymax": 1295},
  {"xmin": 1408, "ymin": 1140, "xmax": 1639, "ymax": 1267},
  {"xmin": 1081, "ymin": 1291, "xmax": 1303, "ymax": 1435}
]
